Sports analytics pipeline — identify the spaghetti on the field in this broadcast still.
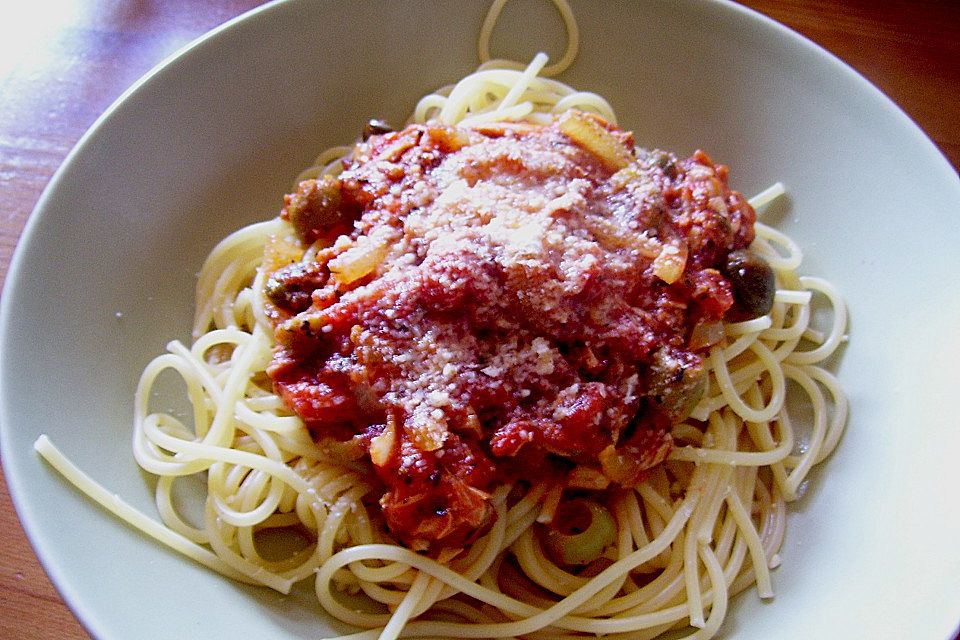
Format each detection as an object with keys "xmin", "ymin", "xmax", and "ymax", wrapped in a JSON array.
[{"xmin": 35, "ymin": 4, "xmax": 848, "ymax": 640}]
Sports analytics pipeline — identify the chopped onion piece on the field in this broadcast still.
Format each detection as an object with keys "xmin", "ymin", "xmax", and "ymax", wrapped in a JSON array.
[
  {"xmin": 329, "ymin": 235, "xmax": 390, "ymax": 285},
  {"xmin": 369, "ymin": 420, "xmax": 396, "ymax": 467},
  {"xmin": 689, "ymin": 320, "xmax": 726, "ymax": 350},
  {"xmin": 567, "ymin": 466, "xmax": 610, "ymax": 490},
  {"xmin": 652, "ymin": 240, "xmax": 688, "ymax": 284},
  {"xmin": 558, "ymin": 110, "xmax": 633, "ymax": 171}
]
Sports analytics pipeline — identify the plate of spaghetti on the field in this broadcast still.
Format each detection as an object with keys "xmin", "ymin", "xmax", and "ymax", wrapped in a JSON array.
[{"xmin": 2, "ymin": 1, "xmax": 959, "ymax": 640}]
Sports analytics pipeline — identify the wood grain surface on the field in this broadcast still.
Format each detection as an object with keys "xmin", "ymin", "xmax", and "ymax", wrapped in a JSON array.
[{"xmin": 0, "ymin": 2, "xmax": 957, "ymax": 639}]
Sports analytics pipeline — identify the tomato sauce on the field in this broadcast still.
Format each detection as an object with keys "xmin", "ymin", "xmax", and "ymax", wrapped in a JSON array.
[{"xmin": 265, "ymin": 114, "xmax": 756, "ymax": 551}]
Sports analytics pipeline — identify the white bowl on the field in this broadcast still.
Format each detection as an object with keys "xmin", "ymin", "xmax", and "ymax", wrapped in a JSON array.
[{"xmin": 2, "ymin": 1, "xmax": 959, "ymax": 638}]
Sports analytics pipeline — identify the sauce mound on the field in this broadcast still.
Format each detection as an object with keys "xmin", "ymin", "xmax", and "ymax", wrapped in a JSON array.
[{"xmin": 265, "ymin": 113, "xmax": 757, "ymax": 551}]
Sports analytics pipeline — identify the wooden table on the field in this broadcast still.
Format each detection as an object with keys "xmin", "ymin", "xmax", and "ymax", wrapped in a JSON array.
[{"xmin": 0, "ymin": 2, "xmax": 957, "ymax": 638}]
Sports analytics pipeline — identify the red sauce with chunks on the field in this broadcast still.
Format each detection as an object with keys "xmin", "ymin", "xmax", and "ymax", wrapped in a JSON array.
[{"xmin": 265, "ymin": 113, "xmax": 757, "ymax": 552}]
